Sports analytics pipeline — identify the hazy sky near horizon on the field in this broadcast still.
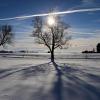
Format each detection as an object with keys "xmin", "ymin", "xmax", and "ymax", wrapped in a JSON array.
[{"xmin": 0, "ymin": 0, "xmax": 100, "ymax": 52}]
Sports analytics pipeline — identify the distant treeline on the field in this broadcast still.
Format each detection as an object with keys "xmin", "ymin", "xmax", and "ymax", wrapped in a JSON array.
[
  {"xmin": 0, "ymin": 50, "xmax": 13, "ymax": 53},
  {"xmin": 0, "ymin": 50, "xmax": 38, "ymax": 53},
  {"xmin": 82, "ymin": 43, "xmax": 100, "ymax": 53},
  {"xmin": 0, "ymin": 50, "xmax": 26, "ymax": 53}
]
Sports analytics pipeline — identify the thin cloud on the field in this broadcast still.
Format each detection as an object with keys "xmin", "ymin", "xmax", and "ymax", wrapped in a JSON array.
[
  {"xmin": 0, "ymin": 8, "xmax": 100, "ymax": 21},
  {"xmin": 94, "ymin": 19, "xmax": 100, "ymax": 23},
  {"xmin": 82, "ymin": 0, "xmax": 95, "ymax": 4}
]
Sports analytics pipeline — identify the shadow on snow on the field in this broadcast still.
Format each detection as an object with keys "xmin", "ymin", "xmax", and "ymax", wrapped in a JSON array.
[{"xmin": 0, "ymin": 62, "xmax": 100, "ymax": 100}]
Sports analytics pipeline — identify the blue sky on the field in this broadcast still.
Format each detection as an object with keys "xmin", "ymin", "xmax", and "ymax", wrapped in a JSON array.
[{"xmin": 0, "ymin": 0, "xmax": 100, "ymax": 52}]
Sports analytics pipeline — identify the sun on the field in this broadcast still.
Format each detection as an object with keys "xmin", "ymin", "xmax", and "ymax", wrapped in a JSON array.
[{"xmin": 47, "ymin": 15, "xmax": 56, "ymax": 26}]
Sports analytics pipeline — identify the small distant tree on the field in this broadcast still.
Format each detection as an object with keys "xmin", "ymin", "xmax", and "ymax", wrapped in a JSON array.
[
  {"xmin": 0, "ymin": 25, "xmax": 13, "ymax": 47},
  {"xmin": 32, "ymin": 15, "xmax": 71, "ymax": 62},
  {"xmin": 97, "ymin": 43, "xmax": 100, "ymax": 53}
]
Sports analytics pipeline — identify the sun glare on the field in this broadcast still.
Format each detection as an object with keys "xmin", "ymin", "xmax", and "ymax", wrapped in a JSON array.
[{"xmin": 47, "ymin": 15, "xmax": 56, "ymax": 26}]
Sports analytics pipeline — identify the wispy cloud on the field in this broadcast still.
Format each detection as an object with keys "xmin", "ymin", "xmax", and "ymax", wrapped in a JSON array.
[
  {"xmin": 94, "ymin": 29, "xmax": 100, "ymax": 37},
  {"xmin": 70, "ymin": 31, "xmax": 96, "ymax": 39},
  {"xmin": 70, "ymin": 37, "xmax": 99, "ymax": 49},
  {"xmin": 0, "ymin": 8, "xmax": 100, "ymax": 21},
  {"xmin": 82, "ymin": 0, "xmax": 95, "ymax": 5},
  {"xmin": 93, "ymin": 19, "xmax": 100, "ymax": 23},
  {"xmin": 81, "ymin": 0, "xmax": 100, "ymax": 10}
]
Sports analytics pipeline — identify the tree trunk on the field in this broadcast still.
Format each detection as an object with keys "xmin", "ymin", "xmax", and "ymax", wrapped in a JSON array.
[{"xmin": 51, "ymin": 50, "xmax": 54, "ymax": 62}]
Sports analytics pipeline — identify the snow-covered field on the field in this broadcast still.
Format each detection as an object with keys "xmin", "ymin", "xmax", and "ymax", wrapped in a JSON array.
[
  {"xmin": 0, "ymin": 57, "xmax": 100, "ymax": 100},
  {"xmin": 1, "ymin": 52, "xmax": 100, "ymax": 59}
]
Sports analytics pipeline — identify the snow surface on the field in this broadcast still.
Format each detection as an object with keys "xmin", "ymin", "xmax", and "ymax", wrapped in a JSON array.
[{"xmin": 0, "ymin": 57, "xmax": 100, "ymax": 100}]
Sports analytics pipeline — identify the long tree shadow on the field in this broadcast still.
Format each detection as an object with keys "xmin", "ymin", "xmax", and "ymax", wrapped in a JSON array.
[
  {"xmin": 52, "ymin": 62, "xmax": 63, "ymax": 100},
  {"xmin": 0, "ymin": 62, "xmax": 51, "ymax": 79},
  {"xmin": 52, "ymin": 61, "xmax": 100, "ymax": 100},
  {"xmin": 20, "ymin": 61, "xmax": 64, "ymax": 100},
  {"xmin": 0, "ymin": 68, "xmax": 20, "ymax": 79},
  {"xmin": 21, "ymin": 62, "xmax": 52, "ymax": 79}
]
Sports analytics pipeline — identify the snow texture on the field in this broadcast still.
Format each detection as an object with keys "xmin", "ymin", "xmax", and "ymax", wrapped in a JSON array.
[{"xmin": 0, "ymin": 57, "xmax": 100, "ymax": 100}]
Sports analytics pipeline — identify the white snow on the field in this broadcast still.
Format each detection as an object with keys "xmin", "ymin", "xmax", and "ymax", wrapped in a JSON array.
[{"xmin": 0, "ymin": 57, "xmax": 100, "ymax": 100}]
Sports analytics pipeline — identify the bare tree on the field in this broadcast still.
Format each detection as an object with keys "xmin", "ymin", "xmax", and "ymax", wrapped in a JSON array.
[
  {"xmin": 32, "ymin": 15, "xmax": 71, "ymax": 62},
  {"xmin": 0, "ymin": 25, "xmax": 13, "ymax": 47}
]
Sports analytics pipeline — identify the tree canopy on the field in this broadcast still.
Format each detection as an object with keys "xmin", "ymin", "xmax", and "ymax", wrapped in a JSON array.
[
  {"xmin": 32, "ymin": 15, "xmax": 71, "ymax": 62},
  {"xmin": 0, "ymin": 25, "xmax": 13, "ymax": 47}
]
